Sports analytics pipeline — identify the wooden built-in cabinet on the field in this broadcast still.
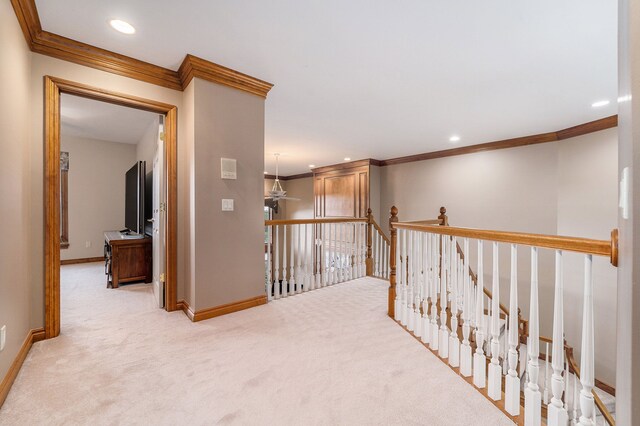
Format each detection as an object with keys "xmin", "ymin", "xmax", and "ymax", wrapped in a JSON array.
[{"xmin": 313, "ymin": 159, "xmax": 376, "ymax": 219}]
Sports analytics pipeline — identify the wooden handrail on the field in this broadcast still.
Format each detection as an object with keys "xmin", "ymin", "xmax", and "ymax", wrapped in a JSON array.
[
  {"xmin": 371, "ymin": 217, "xmax": 391, "ymax": 245},
  {"xmin": 402, "ymin": 219, "xmax": 443, "ymax": 226},
  {"xmin": 265, "ymin": 217, "xmax": 367, "ymax": 226},
  {"xmin": 392, "ymin": 223, "xmax": 618, "ymax": 265}
]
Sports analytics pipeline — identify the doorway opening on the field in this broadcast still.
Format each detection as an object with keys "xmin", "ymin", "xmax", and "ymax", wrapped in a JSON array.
[{"xmin": 44, "ymin": 77, "xmax": 178, "ymax": 339}]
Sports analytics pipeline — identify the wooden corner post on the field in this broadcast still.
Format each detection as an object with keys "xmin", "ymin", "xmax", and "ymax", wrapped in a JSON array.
[
  {"xmin": 388, "ymin": 206, "xmax": 398, "ymax": 318},
  {"xmin": 366, "ymin": 208, "xmax": 373, "ymax": 276},
  {"xmin": 438, "ymin": 206, "xmax": 448, "ymax": 226}
]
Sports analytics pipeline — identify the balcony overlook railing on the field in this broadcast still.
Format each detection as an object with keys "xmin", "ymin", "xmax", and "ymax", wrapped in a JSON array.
[{"xmin": 387, "ymin": 205, "xmax": 618, "ymax": 426}]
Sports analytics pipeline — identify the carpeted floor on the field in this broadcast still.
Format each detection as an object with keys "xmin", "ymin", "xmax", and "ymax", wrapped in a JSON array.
[{"xmin": 0, "ymin": 263, "xmax": 513, "ymax": 425}]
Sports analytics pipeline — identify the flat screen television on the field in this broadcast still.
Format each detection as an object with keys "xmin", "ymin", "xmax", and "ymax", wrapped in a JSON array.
[{"xmin": 125, "ymin": 161, "xmax": 146, "ymax": 235}]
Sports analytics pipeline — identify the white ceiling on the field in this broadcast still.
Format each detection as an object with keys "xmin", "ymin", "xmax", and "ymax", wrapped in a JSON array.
[
  {"xmin": 61, "ymin": 94, "xmax": 159, "ymax": 144},
  {"xmin": 38, "ymin": 1, "xmax": 618, "ymax": 175}
]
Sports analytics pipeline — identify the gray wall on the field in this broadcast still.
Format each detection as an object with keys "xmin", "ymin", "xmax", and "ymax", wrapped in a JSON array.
[
  {"xmin": 379, "ymin": 129, "xmax": 618, "ymax": 384},
  {"xmin": 0, "ymin": 0, "xmax": 33, "ymax": 386},
  {"xmin": 192, "ymin": 78, "xmax": 266, "ymax": 311},
  {"xmin": 616, "ymin": 0, "xmax": 640, "ymax": 422},
  {"xmin": 60, "ymin": 136, "xmax": 136, "ymax": 260}
]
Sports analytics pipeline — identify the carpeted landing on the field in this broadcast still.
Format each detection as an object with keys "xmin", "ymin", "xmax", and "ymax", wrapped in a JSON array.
[{"xmin": 0, "ymin": 263, "xmax": 513, "ymax": 425}]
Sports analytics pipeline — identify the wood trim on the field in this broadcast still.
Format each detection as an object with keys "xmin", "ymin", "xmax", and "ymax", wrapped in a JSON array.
[
  {"xmin": 44, "ymin": 76, "xmax": 60, "ymax": 339},
  {"xmin": 311, "ymin": 159, "xmax": 379, "ymax": 175},
  {"xmin": 266, "ymin": 218, "xmax": 368, "ymax": 226},
  {"xmin": 178, "ymin": 55, "xmax": 273, "ymax": 98},
  {"xmin": 10, "ymin": 0, "xmax": 273, "ymax": 97},
  {"xmin": 191, "ymin": 296, "xmax": 267, "ymax": 322},
  {"xmin": 556, "ymin": 115, "xmax": 618, "ymax": 140},
  {"xmin": 393, "ymin": 223, "xmax": 614, "ymax": 259},
  {"xmin": 165, "ymin": 107, "xmax": 178, "ymax": 312},
  {"xmin": 177, "ymin": 300, "xmax": 194, "ymax": 321},
  {"xmin": 380, "ymin": 116, "xmax": 618, "ymax": 167},
  {"xmin": 44, "ymin": 77, "xmax": 180, "ymax": 339},
  {"xmin": 0, "ymin": 328, "xmax": 45, "ymax": 408},
  {"xmin": 60, "ymin": 257, "xmax": 104, "ymax": 265}
]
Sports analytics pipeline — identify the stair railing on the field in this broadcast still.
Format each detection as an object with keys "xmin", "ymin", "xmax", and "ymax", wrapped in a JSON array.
[
  {"xmin": 387, "ymin": 205, "xmax": 618, "ymax": 426},
  {"xmin": 264, "ymin": 217, "xmax": 368, "ymax": 299}
]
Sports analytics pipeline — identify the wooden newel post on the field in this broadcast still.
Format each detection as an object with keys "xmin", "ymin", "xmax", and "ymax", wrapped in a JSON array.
[
  {"xmin": 388, "ymin": 206, "xmax": 398, "ymax": 318},
  {"xmin": 366, "ymin": 208, "xmax": 373, "ymax": 276},
  {"xmin": 438, "ymin": 206, "xmax": 448, "ymax": 226}
]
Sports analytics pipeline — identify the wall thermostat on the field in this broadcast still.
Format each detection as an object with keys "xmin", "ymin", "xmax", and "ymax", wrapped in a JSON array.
[{"xmin": 221, "ymin": 158, "xmax": 237, "ymax": 179}]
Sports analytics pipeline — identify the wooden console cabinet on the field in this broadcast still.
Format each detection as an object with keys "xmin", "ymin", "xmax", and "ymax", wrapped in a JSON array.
[{"xmin": 104, "ymin": 231, "xmax": 152, "ymax": 288}]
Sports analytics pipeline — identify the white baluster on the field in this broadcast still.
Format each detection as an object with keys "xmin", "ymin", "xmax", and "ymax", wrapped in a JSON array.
[
  {"xmin": 544, "ymin": 342, "xmax": 550, "ymax": 405},
  {"xmin": 439, "ymin": 235, "xmax": 449, "ymax": 359},
  {"xmin": 355, "ymin": 223, "xmax": 361, "ymax": 279},
  {"xmin": 460, "ymin": 238, "xmax": 472, "ymax": 377},
  {"xmin": 401, "ymin": 229, "xmax": 409, "ymax": 326},
  {"xmin": 473, "ymin": 239, "xmax": 486, "ymax": 388},
  {"xmin": 488, "ymin": 242, "xmax": 502, "ymax": 401},
  {"xmin": 407, "ymin": 231, "xmax": 415, "ymax": 331},
  {"xmin": 573, "ymin": 373, "xmax": 579, "ymax": 424},
  {"xmin": 328, "ymin": 223, "xmax": 334, "ymax": 285},
  {"xmin": 579, "ymin": 254, "xmax": 595, "ymax": 426},
  {"xmin": 281, "ymin": 225, "xmax": 288, "ymax": 298},
  {"xmin": 296, "ymin": 224, "xmax": 302, "ymax": 293},
  {"xmin": 548, "ymin": 250, "xmax": 568, "ymax": 425},
  {"xmin": 394, "ymin": 228, "xmax": 402, "ymax": 321},
  {"xmin": 317, "ymin": 224, "xmax": 323, "ymax": 288},
  {"xmin": 421, "ymin": 233, "xmax": 431, "ymax": 344},
  {"xmin": 303, "ymin": 224, "xmax": 309, "ymax": 292},
  {"xmin": 267, "ymin": 225, "xmax": 273, "ymax": 301},
  {"xmin": 449, "ymin": 237, "xmax": 460, "ymax": 367},
  {"xmin": 525, "ymin": 247, "xmax": 542, "ymax": 426},
  {"xmin": 413, "ymin": 232, "xmax": 423, "ymax": 337},
  {"xmin": 350, "ymin": 224, "xmax": 355, "ymax": 280},
  {"xmin": 289, "ymin": 225, "xmax": 296, "ymax": 295},
  {"xmin": 505, "ymin": 244, "xmax": 520, "ymax": 415},
  {"xmin": 274, "ymin": 225, "xmax": 280, "ymax": 299},
  {"xmin": 430, "ymin": 233, "xmax": 440, "ymax": 351}
]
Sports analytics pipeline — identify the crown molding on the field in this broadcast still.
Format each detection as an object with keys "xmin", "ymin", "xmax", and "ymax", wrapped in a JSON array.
[
  {"xmin": 10, "ymin": 0, "xmax": 273, "ymax": 97},
  {"xmin": 379, "ymin": 115, "xmax": 618, "ymax": 167},
  {"xmin": 264, "ymin": 172, "xmax": 313, "ymax": 181},
  {"xmin": 178, "ymin": 55, "xmax": 273, "ymax": 97}
]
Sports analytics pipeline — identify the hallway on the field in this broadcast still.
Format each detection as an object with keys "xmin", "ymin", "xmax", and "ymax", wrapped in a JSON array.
[{"xmin": 0, "ymin": 265, "xmax": 511, "ymax": 425}]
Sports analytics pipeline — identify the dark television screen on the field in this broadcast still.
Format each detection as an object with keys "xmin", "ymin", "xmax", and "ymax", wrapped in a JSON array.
[{"xmin": 125, "ymin": 161, "xmax": 145, "ymax": 234}]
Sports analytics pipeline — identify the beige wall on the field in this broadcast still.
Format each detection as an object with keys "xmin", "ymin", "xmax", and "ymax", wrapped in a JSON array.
[
  {"xmin": 136, "ymin": 116, "xmax": 160, "ymax": 167},
  {"xmin": 60, "ymin": 135, "xmax": 136, "ymax": 260},
  {"xmin": 0, "ymin": 0, "xmax": 33, "ymax": 385},
  {"xmin": 264, "ymin": 177, "xmax": 314, "ymax": 220},
  {"xmin": 379, "ymin": 128, "xmax": 618, "ymax": 384},
  {"xmin": 192, "ymin": 78, "xmax": 266, "ymax": 311},
  {"xmin": 28, "ymin": 54, "xmax": 186, "ymax": 328}
]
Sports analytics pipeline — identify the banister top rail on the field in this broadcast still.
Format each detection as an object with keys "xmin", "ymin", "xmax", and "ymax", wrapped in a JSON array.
[
  {"xmin": 265, "ymin": 218, "xmax": 368, "ymax": 226},
  {"xmin": 391, "ymin": 222, "xmax": 618, "ymax": 265},
  {"xmin": 371, "ymin": 218, "xmax": 391, "ymax": 244},
  {"xmin": 402, "ymin": 219, "xmax": 443, "ymax": 226}
]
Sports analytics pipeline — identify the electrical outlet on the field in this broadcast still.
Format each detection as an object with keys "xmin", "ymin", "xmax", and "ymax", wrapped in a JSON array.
[
  {"xmin": 0, "ymin": 325, "xmax": 6, "ymax": 351},
  {"xmin": 85, "ymin": 241, "xmax": 91, "ymax": 248}
]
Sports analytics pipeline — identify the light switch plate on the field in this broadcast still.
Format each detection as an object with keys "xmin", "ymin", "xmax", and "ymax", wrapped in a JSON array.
[
  {"xmin": 222, "ymin": 199, "xmax": 234, "ymax": 211},
  {"xmin": 0, "ymin": 325, "xmax": 6, "ymax": 352}
]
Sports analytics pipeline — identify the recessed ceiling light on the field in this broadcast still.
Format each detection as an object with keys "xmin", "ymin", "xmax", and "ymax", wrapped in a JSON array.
[
  {"xmin": 618, "ymin": 95, "xmax": 632, "ymax": 103},
  {"xmin": 308, "ymin": 164, "xmax": 315, "ymax": 168},
  {"xmin": 449, "ymin": 135, "xmax": 461, "ymax": 143},
  {"xmin": 109, "ymin": 19, "xmax": 136, "ymax": 35},
  {"xmin": 591, "ymin": 100, "xmax": 610, "ymax": 108},
  {"xmin": 264, "ymin": 171, "xmax": 268, "ymax": 175},
  {"xmin": 344, "ymin": 157, "xmax": 351, "ymax": 161}
]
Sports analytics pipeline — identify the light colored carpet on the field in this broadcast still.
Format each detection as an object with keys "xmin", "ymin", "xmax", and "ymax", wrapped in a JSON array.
[{"xmin": 0, "ymin": 263, "xmax": 513, "ymax": 425}]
